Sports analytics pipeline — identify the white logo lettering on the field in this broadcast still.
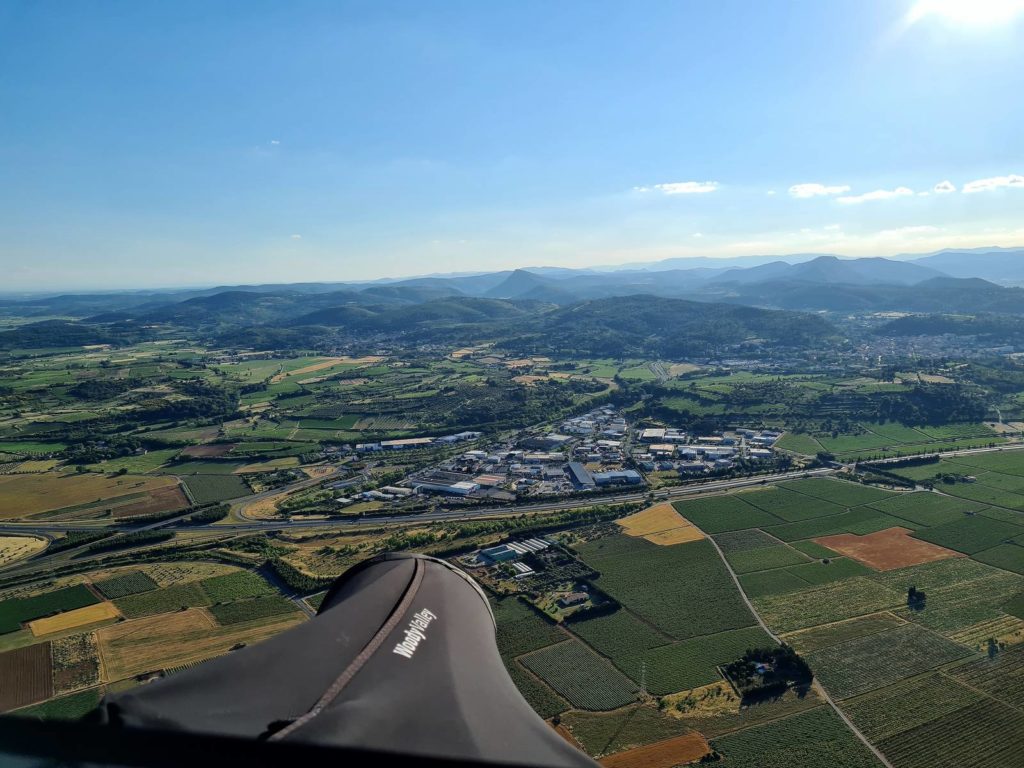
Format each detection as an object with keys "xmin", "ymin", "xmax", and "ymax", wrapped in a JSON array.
[{"xmin": 392, "ymin": 609, "xmax": 437, "ymax": 659}]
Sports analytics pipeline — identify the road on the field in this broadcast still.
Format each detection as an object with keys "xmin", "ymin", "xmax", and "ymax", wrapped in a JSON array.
[
  {"xmin": 703, "ymin": 522, "xmax": 895, "ymax": 768},
  {"xmin": 858, "ymin": 440, "xmax": 1024, "ymax": 467},
  {"xmin": 0, "ymin": 467, "xmax": 836, "ymax": 538}
]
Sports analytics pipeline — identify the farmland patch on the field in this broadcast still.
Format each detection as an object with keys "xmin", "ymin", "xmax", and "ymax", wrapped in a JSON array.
[
  {"xmin": 815, "ymin": 527, "xmax": 962, "ymax": 571},
  {"xmin": 753, "ymin": 577, "xmax": 903, "ymax": 633},
  {"xmin": 617, "ymin": 503, "xmax": 703, "ymax": 545},
  {"xmin": 577, "ymin": 536, "xmax": 756, "ymax": 639},
  {"xmin": 0, "ymin": 643, "xmax": 52, "ymax": 712},
  {"xmin": 710, "ymin": 706, "xmax": 880, "ymax": 768},
  {"xmin": 28, "ymin": 602, "xmax": 121, "ymax": 637},
  {"xmin": 520, "ymin": 640, "xmax": 638, "ymax": 710},
  {"xmin": 670, "ymin": 495, "xmax": 782, "ymax": 534},
  {"xmin": 804, "ymin": 623, "xmax": 971, "ymax": 699}
]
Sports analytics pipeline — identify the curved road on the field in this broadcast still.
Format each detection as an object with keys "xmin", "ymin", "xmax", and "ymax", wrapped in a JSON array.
[{"xmin": 703, "ymin": 527, "xmax": 895, "ymax": 768}]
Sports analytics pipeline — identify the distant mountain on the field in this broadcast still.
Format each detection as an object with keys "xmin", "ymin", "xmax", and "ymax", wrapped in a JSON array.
[
  {"xmin": 910, "ymin": 248, "xmax": 1024, "ymax": 284},
  {"xmin": 707, "ymin": 276, "xmax": 1024, "ymax": 314},
  {"xmin": 289, "ymin": 297, "xmax": 531, "ymax": 332},
  {"xmin": 502, "ymin": 295, "xmax": 836, "ymax": 358},
  {"xmin": 711, "ymin": 255, "xmax": 945, "ymax": 287}
]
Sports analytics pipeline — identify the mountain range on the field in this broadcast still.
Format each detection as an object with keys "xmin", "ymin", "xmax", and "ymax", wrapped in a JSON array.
[{"xmin": 1, "ymin": 247, "xmax": 1023, "ymax": 328}]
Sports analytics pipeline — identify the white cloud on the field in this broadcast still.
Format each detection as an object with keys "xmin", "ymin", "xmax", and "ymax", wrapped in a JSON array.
[
  {"xmin": 962, "ymin": 174, "xmax": 1024, "ymax": 193},
  {"xmin": 933, "ymin": 180, "xmax": 957, "ymax": 194},
  {"xmin": 290, "ymin": 234, "xmax": 302, "ymax": 240},
  {"xmin": 788, "ymin": 183, "xmax": 850, "ymax": 198},
  {"xmin": 643, "ymin": 181, "xmax": 718, "ymax": 195},
  {"xmin": 270, "ymin": 139, "xmax": 281, "ymax": 145},
  {"xmin": 692, "ymin": 232, "xmax": 704, "ymax": 238},
  {"xmin": 824, "ymin": 224, "xmax": 842, "ymax": 231},
  {"xmin": 837, "ymin": 187, "xmax": 914, "ymax": 204},
  {"xmin": 877, "ymin": 225, "xmax": 940, "ymax": 238},
  {"xmin": 766, "ymin": 190, "xmax": 777, "ymax": 196}
]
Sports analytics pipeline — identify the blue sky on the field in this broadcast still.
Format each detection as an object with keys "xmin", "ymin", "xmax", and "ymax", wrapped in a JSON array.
[{"xmin": 1, "ymin": 0, "xmax": 1023, "ymax": 290}]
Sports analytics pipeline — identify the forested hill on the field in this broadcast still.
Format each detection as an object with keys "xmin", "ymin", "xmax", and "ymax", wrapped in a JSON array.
[{"xmin": 498, "ymin": 295, "xmax": 837, "ymax": 358}]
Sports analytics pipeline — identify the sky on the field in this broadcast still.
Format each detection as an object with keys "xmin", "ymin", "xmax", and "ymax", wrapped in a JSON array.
[{"xmin": 1, "ymin": 0, "xmax": 1023, "ymax": 290}]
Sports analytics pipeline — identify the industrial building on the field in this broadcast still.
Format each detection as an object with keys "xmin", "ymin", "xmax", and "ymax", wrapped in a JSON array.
[{"xmin": 566, "ymin": 462, "xmax": 595, "ymax": 488}]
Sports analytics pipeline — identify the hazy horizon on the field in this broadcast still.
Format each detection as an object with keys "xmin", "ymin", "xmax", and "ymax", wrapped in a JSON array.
[{"xmin": 2, "ymin": 1, "xmax": 1023, "ymax": 291}]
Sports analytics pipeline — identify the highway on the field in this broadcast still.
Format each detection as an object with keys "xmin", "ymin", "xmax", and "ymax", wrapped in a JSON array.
[{"xmin": 0, "ymin": 467, "xmax": 836, "ymax": 538}]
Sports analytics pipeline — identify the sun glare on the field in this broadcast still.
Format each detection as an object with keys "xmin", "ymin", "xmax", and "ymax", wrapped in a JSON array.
[{"xmin": 908, "ymin": 0, "xmax": 1024, "ymax": 25}]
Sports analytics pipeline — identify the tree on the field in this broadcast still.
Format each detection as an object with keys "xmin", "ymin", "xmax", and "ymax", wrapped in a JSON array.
[{"xmin": 908, "ymin": 586, "xmax": 926, "ymax": 610}]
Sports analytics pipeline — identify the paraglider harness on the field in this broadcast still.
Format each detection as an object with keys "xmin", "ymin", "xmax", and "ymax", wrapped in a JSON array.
[{"xmin": 0, "ymin": 553, "xmax": 598, "ymax": 768}]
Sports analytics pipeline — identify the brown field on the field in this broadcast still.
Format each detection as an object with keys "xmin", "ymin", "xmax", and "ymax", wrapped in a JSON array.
[
  {"xmin": 0, "ymin": 642, "xmax": 53, "ymax": 712},
  {"xmin": 0, "ymin": 473, "xmax": 181, "ymax": 520},
  {"xmin": 599, "ymin": 733, "xmax": 710, "ymax": 768},
  {"xmin": 0, "ymin": 534, "xmax": 47, "ymax": 566},
  {"xmin": 552, "ymin": 722, "xmax": 586, "ymax": 752},
  {"xmin": 181, "ymin": 443, "xmax": 235, "ymax": 458},
  {"xmin": 301, "ymin": 465, "xmax": 336, "ymax": 479},
  {"xmin": 815, "ymin": 526, "xmax": 963, "ymax": 570},
  {"xmin": 29, "ymin": 602, "xmax": 121, "ymax": 637},
  {"xmin": 97, "ymin": 608, "xmax": 304, "ymax": 681},
  {"xmin": 618, "ymin": 503, "xmax": 704, "ymax": 545},
  {"xmin": 112, "ymin": 485, "xmax": 190, "ymax": 519}
]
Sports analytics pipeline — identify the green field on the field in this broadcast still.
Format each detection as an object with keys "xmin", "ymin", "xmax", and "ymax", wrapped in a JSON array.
[
  {"xmin": 208, "ymin": 595, "xmax": 298, "ymax": 625},
  {"xmin": 973, "ymin": 542, "xmax": 1024, "ymax": 575},
  {"xmin": 868, "ymin": 492, "xmax": 985, "ymax": 527},
  {"xmin": 842, "ymin": 672, "xmax": 985, "ymax": 743},
  {"xmin": 911, "ymin": 516, "xmax": 1022, "ymax": 554},
  {"xmin": 753, "ymin": 578, "xmax": 903, "ymax": 633},
  {"xmin": 520, "ymin": 640, "xmax": 638, "ymax": 710},
  {"xmin": 576, "ymin": 536, "xmax": 756, "ymax": 639},
  {"xmin": 182, "ymin": 475, "xmax": 251, "ymax": 504},
  {"xmin": 493, "ymin": 597, "xmax": 566, "ymax": 658},
  {"xmin": 200, "ymin": 572, "xmax": 275, "ymax": 603},
  {"xmin": 12, "ymin": 687, "xmax": 103, "ymax": 720},
  {"xmin": 783, "ymin": 613, "xmax": 906, "ymax": 653},
  {"xmin": 114, "ymin": 582, "xmax": 212, "ymax": 618},
  {"xmin": 0, "ymin": 585, "xmax": 101, "ymax": 634},
  {"xmin": 776, "ymin": 433, "xmax": 823, "ymax": 455},
  {"xmin": 805, "ymin": 624, "xmax": 970, "ymax": 699},
  {"xmin": 640, "ymin": 626, "xmax": 775, "ymax": 694},
  {"xmin": 740, "ymin": 487, "xmax": 845, "ymax": 522},
  {"xmin": 712, "ymin": 528, "xmax": 782, "ymax": 553},
  {"xmin": 711, "ymin": 706, "xmax": 881, "ymax": 768},
  {"xmin": 781, "ymin": 478, "xmax": 895, "ymax": 507},
  {"xmin": 725, "ymin": 545, "xmax": 811, "ymax": 574},
  {"xmin": 92, "ymin": 571, "xmax": 158, "ymax": 600},
  {"xmin": 877, "ymin": 699, "xmax": 1024, "ymax": 768},
  {"xmin": 567, "ymin": 609, "xmax": 667, "ymax": 681},
  {"xmin": 504, "ymin": 661, "xmax": 567, "ymax": 719},
  {"xmin": 671, "ymin": 495, "xmax": 783, "ymax": 533}
]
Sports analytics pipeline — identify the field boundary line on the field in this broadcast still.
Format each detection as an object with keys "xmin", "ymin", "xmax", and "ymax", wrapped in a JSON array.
[{"xmin": 703, "ymin": 524, "xmax": 896, "ymax": 768}]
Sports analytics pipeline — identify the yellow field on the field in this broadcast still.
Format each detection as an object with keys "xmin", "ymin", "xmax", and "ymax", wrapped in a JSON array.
[
  {"xmin": 269, "ymin": 355, "xmax": 385, "ymax": 383},
  {"xmin": 644, "ymin": 526, "xmax": 705, "ymax": 545},
  {"xmin": 96, "ymin": 608, "xmax": 304, "ymax": 680},
  {"xmin": 0, "ymin": 534, "xmax": 47, "ymax": 566},
  {"xmin": 0, "ymin": 473, "xmax": 180, "ymax": 520},
  {"xmin": 618, "ymin": 503, "xmax": 704, "ymax": 545},
  {"xmin": 14, "ymin": 460, "xmax": 60, "ymax": 472},
  {"xmin": 29, "ymin": 601, "xmax": 121, "ymax": 636}
]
